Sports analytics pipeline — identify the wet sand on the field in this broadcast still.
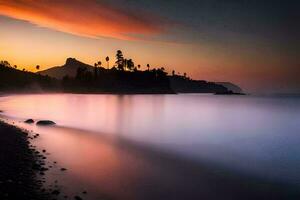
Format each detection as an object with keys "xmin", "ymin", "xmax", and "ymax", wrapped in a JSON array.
[
  {"xmin": 1, "ymin": 117, "xmax": 300, "ymax": 200},
  {"xmin": 4, "ymin": 121, "xmax": 300, "ymax": 200},
  {"xmin": 0, "ymin": 121, "xmax": 51, "ymax": 199}
]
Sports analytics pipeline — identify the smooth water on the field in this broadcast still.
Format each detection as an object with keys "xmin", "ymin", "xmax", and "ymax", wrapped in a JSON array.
[{"xmin": 0, "ymin": 94, "xmax": 300, "ymax": 199}]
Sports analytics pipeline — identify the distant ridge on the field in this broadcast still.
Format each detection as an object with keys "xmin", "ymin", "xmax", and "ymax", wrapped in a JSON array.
[
  {"xmin": 216, "ymin": 82, "xmax": 243, "ymax": 93},
  {"xmin": 38, "ymin": 58, "xmax": 94, "ymax": 79},
  {"xmin": 33, "ymin": 57, "xmax": 242, "ymax": 94},
  {"xmin": 0, "ymin": 62, "xmax": 58, "ymax": 92}
]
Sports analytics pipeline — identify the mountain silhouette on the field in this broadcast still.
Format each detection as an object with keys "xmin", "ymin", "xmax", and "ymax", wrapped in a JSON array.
[
  {"xmin": 0, "ymin": 63, "xmax": 57, "ymax": 92},
  {"xmin": 33, "ymin": 58, "xmax": 243, "ymax": 94},
  {"xmin": 38, "ymin": 58, "xmax": 94, "ymax": 79},
  {"xmin": 216, "ymin": 82, "xmax": 243, "ymax": 93}
]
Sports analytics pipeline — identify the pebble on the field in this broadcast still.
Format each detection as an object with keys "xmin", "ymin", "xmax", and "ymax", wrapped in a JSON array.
[
  {"xmin": 52, "ymin": 189, "xmax": 60, "ymax": 195},
  {"xmin": 74, "ymin": 196, "xmax": 83, "ymax": 200}
]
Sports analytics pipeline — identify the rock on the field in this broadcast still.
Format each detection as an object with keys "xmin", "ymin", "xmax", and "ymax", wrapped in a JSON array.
[
  {"xmin": 40, "ymin": 167, "xmax": 48, "ymax": 171},
  {"xmin": 52, "ymin": 190, "xmax": 60, "ymax": 195},
  {"xmin": 24, "ymin": 119, "xmax": 34, "ymax": 124},
  {"xmin": 74, "ymin": 196, "xmax": 83, "ymax": 200},
  {"xmin": 36, "ymin": 120, "xmax": 56, "ymax": 126}
]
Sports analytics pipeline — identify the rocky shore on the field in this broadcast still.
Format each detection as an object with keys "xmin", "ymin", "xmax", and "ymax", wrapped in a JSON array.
[{"xmin": 0, "ymin": 121, "xmax": 50, "ymax": 200}]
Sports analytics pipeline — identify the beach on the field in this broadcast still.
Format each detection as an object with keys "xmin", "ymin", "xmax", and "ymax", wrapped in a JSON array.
[
  {"xmin": 1, "ymin": 119, "xmax": 299, "ymax": 200},
  {"xmin": 0, "ymin": 120, "xmax": 51, "ymax": 200},
  {"xmin": 0, "ymin": 94, "xmax": 300, "ymax": 200}
]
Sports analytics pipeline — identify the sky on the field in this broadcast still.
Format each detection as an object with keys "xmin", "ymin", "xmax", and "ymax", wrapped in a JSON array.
[{"xmin": 0, "ymin": 0, "xmax": 299, "ymax": 93}]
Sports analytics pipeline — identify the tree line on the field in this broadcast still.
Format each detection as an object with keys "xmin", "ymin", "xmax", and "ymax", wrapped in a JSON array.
[{"xmin": 79, "ymin": 50, "xmax": 190, "ymax": 81}]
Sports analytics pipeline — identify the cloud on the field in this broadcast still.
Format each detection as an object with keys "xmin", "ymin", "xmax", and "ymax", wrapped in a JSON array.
[{"xmin": 0, "ymin": 0, "xmax": 167, "ymax": 40}]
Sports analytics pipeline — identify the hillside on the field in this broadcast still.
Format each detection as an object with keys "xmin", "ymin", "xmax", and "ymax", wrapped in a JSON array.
[
  {"xmin": 169, "ymin": 76, "xmax": 229, "ymax": 93},
  {"xmin": 217, "ymin": 82, "xmax": 243, "ymax": 93},
  {"xmin": 0, "ymin": 64, "xmax": 58, "ymax": 93},
  {"xmin": 38, "ymin": 58, "xmax": 242, "ymax": 94},
  {"xmin": 0, "ymin": 58, "xmax": 243, "ymax": 94},
  {"xmin": 38, "ymin": 58, "xmax": 94, "ymax": 79}
]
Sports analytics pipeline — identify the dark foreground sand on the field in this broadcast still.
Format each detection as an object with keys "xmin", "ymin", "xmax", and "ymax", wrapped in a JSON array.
[{"xmin": 0, "ymin": 121, "xmax": 50, "ymax": 200}]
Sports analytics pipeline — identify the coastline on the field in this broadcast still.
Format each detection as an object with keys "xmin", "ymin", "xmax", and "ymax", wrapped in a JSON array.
[
  {"xmin": 0, "ymin": 120, "xmax": 50, "ymax": 200},
  {"xmin": 2, "ymin": 119, "xmax": 299, "ymax": 200},
  {"xmin": 1, "ymin": 94, "xmax": 300, "ymax": 200}
]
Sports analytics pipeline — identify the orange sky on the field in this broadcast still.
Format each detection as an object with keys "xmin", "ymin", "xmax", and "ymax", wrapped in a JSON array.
[
  {"xmin": 0, "ymin": 0, "xmax": 299, "ymax": 93},
  {"xmin": 0, "ymin": 0, "xmax": 166, "ymax": 40}
]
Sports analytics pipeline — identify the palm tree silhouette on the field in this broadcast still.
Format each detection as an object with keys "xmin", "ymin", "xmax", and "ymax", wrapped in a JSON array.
[
  {"xmin": 147, "ymin": 64, "xmax": 150, "ymax": 71},
  {"xmin": 116, "ymin": 50, "xmax": 124, "ymax": 71},
  {"xmin": 36, "ymin": 65, "xmax": 40, "ymax": 71},
  {"xmin": 94, "ymin": 63, "xmax": 98, "ymax": 79},
  {"xmin": 127, "ymin": 59, "xmax": 134, "ymax": 71},
  {"xmin": 124, "ymin": 59, "xmax": 128, "ymax": 70},
  {"xmin": 137, "ymin": 64, "xmax": 141, "ymax": 69},
  {"xmin": 98, "ymin": 61, "xmax": 102, "ymax": 67},
  {"xmin": 106, "ymin": 56, "xmax": 110, "ymax": 69}
]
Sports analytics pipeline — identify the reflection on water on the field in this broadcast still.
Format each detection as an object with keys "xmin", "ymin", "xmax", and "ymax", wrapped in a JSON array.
[{"xmin": 0, "ymin": 94, "xmax": 300, "ymax": 199}]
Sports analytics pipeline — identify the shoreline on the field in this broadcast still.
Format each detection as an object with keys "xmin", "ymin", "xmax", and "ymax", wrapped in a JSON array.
[
  {"xmin": 1, "ymin": 116, "xmax": 300, "ymax": 199},
  {"xmin": 1, "ymin": 95, "xmax": 300, "ymax": 200},
  {"xmin": 0, "ymin": 120, "xmax": 50, "ymax": 200}
]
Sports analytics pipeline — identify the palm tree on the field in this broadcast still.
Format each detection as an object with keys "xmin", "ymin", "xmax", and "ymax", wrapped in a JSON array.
[
  {"xmin": 36, "ymin": 65, "xmax": 40, "ymax": 71},
  {"xmin": 184, "ymin": 72, "xmax": 187, "ymax": 78},
  {"xmin": 94, "ymin": 63, "xmax": 98, "ymax": 79},
  {"xmin": 147, "ymin": 64, "xmax": 150, "ymax": 71},
  {"xmin": 115, "ymin": 50, "xmax": 124, "ymax": 71},
  {"xmin": 172, "ymin": 70, "xmax": 175, "ymax": 76},
  {"xmin": 106, "ymin": 56, "xmax": 110, "ymax": 69},
  {"xmin": 127, "ymin": 59, "xmax": 134, "ymax": 71},
  {"xmin": 137, "ymin": 64, "xmax": 141, "ymax": 69},
  {"xmin": 13, "ymin": 65, "xmax": 17, "ymax": 69},
  {"xmin": 98, "ymin": 61, "xmax": 102, "ymax": 67},
  {"xmin": 123, "ymin": 59, "xmax": 128, "ymax": 70}
]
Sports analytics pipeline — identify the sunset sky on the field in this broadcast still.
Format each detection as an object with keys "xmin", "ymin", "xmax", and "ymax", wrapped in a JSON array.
[{"xmin": 0, "ymin": 0, "xmax": 299, "ymax": 93}]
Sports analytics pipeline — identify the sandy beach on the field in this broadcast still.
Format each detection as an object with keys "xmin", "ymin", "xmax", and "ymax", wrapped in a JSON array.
[
  {"xmin": 1, "ymin": 116, "xmax": 300, "ymax": 200},
  {"xmin": 0, "ymin": 121, "xmax": 51, "ymax": 200},
  {"xmin": 1, "ymin": 94, "xmax": 300, "ymax": 200}
]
